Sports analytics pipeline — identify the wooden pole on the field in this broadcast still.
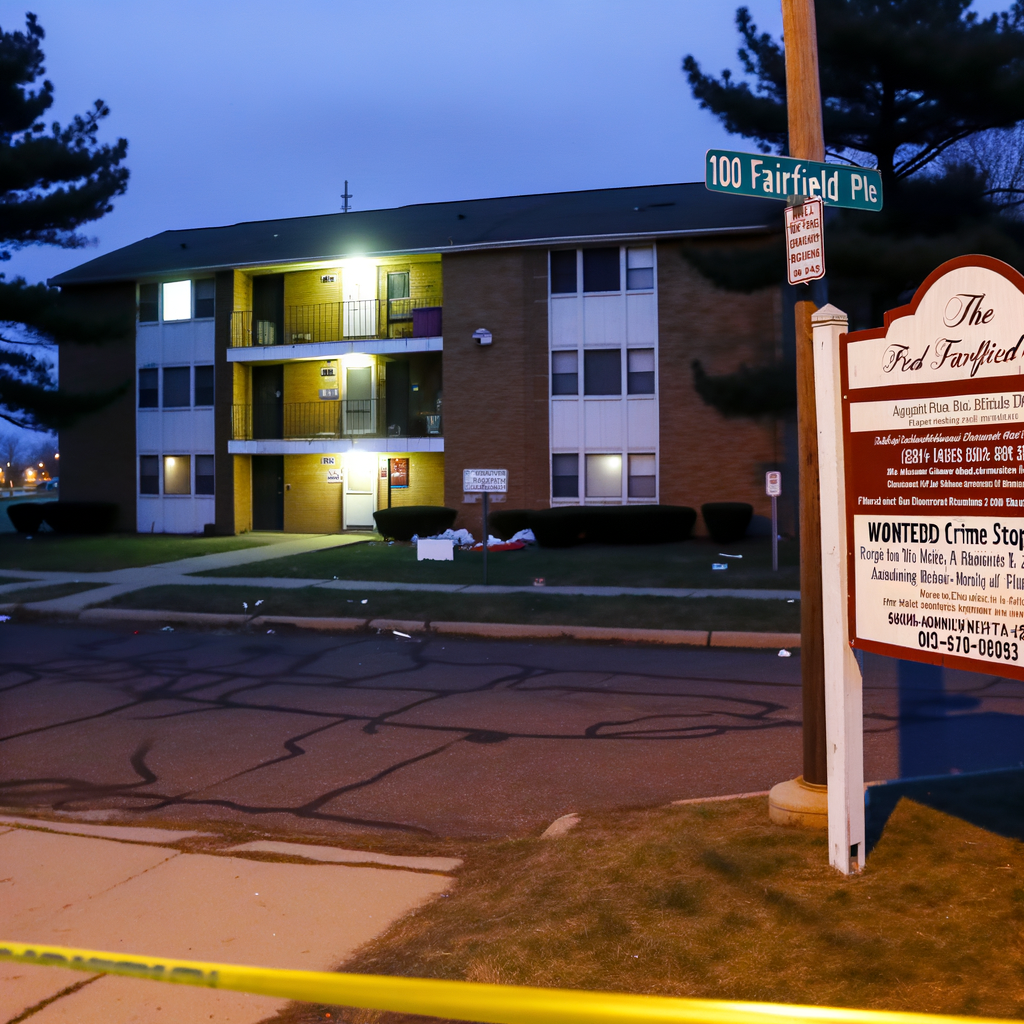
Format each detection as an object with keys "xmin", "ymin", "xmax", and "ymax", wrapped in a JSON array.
[{"xmin": 783, "ymin": 0, "xmax": 827, "ymax": 787}]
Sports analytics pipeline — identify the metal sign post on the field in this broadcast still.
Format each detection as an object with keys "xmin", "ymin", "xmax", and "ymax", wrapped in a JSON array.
[
  {"xmin": 766, "ymin": 471, "xmax": 782, "ymax": 571},
  {"xmin": 463, "ymin": 469, "xmax": 509, "ymax": 587}
]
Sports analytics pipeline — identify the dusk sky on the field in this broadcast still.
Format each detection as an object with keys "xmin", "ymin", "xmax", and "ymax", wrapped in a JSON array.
[{"xmin": 3, "ymin": 0, "xmax": 792, "ymax": 286}]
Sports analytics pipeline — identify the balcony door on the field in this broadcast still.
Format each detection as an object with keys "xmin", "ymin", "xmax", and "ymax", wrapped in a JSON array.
[
  {"xmin": 253, "ymin": 274, "xmax": 284, "ymax": 346},
  {"xmin": 344, "ymin": 365, "xmax": 373, "ymax": 435},
  {"xmin": 343, "ymin": 456, "xmax": 376, "ymax": 530},
  {"xmin": 252, "ymin": 364, "xmax": 283, "ymax": 439},
  {"xmin": 343, "ymin": 262, "xmax": 377, "ymax": 338}
]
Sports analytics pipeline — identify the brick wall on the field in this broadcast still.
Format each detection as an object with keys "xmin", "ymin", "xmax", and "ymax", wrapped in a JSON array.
[
  {"xmin": 440, "ymin": 249, "xmax": 549, "ymax": 535},
  {"xmin": 656, "ymin": 241, "xmax": 783, "ymax": 525},
  {"xmin": 375, "ymin": 452, "xmax": 444, "ymax": 510},
  {"xmin": 214, "ymin": 270, "xmax": 236, "ymax": 534},
  {"xmin": 57, "ymin": 282, "xmax": 138, "ymax": 530},
  {"xmin": 233, "ymin": 454, "xmax": 252, "ymax": 533},
  {"xmin": 284, "ymin": 454, "xmax": 342, "ymax": 533}
]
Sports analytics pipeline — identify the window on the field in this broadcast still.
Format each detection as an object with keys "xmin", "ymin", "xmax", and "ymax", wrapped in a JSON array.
[
  {"xmin": 627, "ymin": 348, "xmax": 655, "ymax": 394},
  {"xmin": 139, "ymin": 455, "xmax": 159, "ymax": 495},
  {"xmin": 163, "ymin": 455, "xmax": 191, "ymax": 495},
  {"xmin": 551, "ymin": 350, "xmax": 578, "ymax": 395},
  {"xmin": 626, "ymin": 247, "xmax": 654, "ymax": 290},
  {"xmin": 194, "ymin": 365, "xmax": 214, "ymax": 406},
  {"xmin": 552, "ymin": 453, "xmax": 579, "ymax": 498},
  {"xmin": 163, "ymin": 367, "xmax": 191, "ymax": 407},
  {"xmin": 584, "ymin": 349, "xmax": 621, "ymax": 395},
  {"xmin": 583, "ymin": 248, "xmax": 619, "ymax": 292},
  {"xmin": 139, "ymin": 283, "xmax": 159, "ymax": 323},
  {"xmin": 550, "ymin": 250, "xmax": 577, "ymax": 294},
  {"xmin": 628, "ymin": 454, "xmax": 657, "ymax": 498},
  {"xmin": 586, "ymin": 454, "xmax": 622, "ymax": 498},
  {"xmin": 195, "ymin": 455, "xmax": 215, "ymax": 495},
  {"xmin": 138, "ymin": 368, "xmax": 158, "ymax": 408},
  {"xmin": 194, "ymin": 279, "xmax": 215, "ymax": 318},
  {"xmin": 387, "ymin": 272, "xmax": 410, "ymax": 300},
  {"xmin": 162, "ymin": 280, "xmax": 191, "ymax": 321}
]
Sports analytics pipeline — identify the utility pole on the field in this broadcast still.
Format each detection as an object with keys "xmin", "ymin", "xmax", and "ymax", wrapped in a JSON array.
[
  {"xmin": 769, "ymin": 0, "xmax": 829, "ymax": 826},
  {"xmin": 341, "ymin": 181, "xmax": 353, "ymax": 213}
]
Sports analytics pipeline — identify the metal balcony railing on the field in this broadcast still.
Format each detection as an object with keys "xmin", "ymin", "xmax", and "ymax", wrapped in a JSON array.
[
  {"xmin": 231, "ymin": 401, "xmax": 442, "ymax": 441},
  {"xmin": 230, "ymin": 299, "xmax": 442, "ymax": 347}
]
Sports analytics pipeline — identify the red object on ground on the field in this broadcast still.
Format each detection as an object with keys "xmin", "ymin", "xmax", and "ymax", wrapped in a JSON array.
[{"xmin": 470, "ymin": 540, "xmax": 526, "ymax": 552}]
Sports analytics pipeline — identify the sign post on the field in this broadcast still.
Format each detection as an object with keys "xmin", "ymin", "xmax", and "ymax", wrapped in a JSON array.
[
  {"xmin": 463, "ymin": 469, "xmax": 508, "ymax": 586},
  {"xmin": 766, "ymin": 471, "xmax": 782, "ymax": 571}
]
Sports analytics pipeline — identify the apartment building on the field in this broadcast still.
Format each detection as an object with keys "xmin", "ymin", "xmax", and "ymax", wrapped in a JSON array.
[{"xmin": 53, "ymin": 183, "xmax": 786, "ymax": 536}]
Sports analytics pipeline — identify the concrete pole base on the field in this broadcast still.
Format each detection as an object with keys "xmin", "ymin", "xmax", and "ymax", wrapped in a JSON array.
[{"xmin": 768, "ymin": 775, "xmax": 828, "ymax": 829}]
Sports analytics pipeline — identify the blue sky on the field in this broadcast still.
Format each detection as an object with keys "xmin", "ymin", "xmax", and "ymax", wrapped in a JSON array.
[{"xmin": 1, "ymin": 0, "xmax": 794, "ymax": 285}]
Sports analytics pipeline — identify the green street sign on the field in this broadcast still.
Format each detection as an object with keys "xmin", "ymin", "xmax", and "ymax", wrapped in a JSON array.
[{"xmin": 705, "ymin": 149, "xmax": 883, "ymax": 212}]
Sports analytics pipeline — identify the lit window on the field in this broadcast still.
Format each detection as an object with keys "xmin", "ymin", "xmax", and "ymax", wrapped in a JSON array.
[
  {"xmin": 195, "ymin": 455, "xmax": 215, "ymax": 495},
  {"xmin": 628, "ymin": 454, "xmax": 657, "ymax": 498},
  {"xmin": 139, "ymin": 283, "xmax": 159, "ymax": 323},
  {"xmin": 627, "ymin": 348, "xmax": 655, "ymax": 394},
  {"xmin": 551, "ymin": 350, "xmax": 578, "ymax": 395},
  {"xmin": 162, "ymin": 280, "xmax": 191, "ymax": 321},
  {"xmin": 626, "ymin": 247, "xmax": 654, "ymax": 290},
  {"xmin": 194, "ymin": 365, "xmax": 214, "ymax": 406},
  {"xmin": 163, "ymin": 367, "xmax": 190, "ymax": 407},
  {"xmin": 552, "ymin": 453, "xmax": 579, "ymax": 498},
  {"xmin": 584, "ymin": 349, "xmax": 621, "ymax": 395},
  {"xmin": 583, "ymin": 248, "xmax": 620, "ymax": 292},
  {"xmin": 138, "ymin": 368, "xmax": 158, "ymax": 408},
  {"xmin": 586, "ymin": 454, "xmax": 622, "ymax": 498},
  {"xmin": 549, "ymin": 250, "xmax": 577, "ymax": 294},
  {"xmin": 194, "ymin": 279, "xmax": 216, "ymax": 318},
  {"xmin": 163, "ymin": 455, "xmax": 191, "ymax": 495},
  {"xmin": 139, "ymin": 455, "xmax": 159, "ymax": 495}
]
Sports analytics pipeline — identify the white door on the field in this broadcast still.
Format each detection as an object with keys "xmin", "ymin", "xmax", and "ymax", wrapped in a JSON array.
[
  {"xmin": 343, "ymin": 262, "xmax": 378, "ymax": 338},
  {"xmin": 343, "ymin": 454, "xmax": 376, "ymax": 529}
]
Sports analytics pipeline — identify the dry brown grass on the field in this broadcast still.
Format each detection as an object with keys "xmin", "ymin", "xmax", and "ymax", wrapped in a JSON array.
[{"xmin": 270, "ymin": 796, "xmax": 1024, "ymax": 1024}]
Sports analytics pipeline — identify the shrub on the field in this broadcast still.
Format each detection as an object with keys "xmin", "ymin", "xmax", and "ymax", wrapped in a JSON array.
[
  {"xmin": 6, "ymin": 502, "xmax": 52, "ymax": 533},
  {"xmin": 701, "ymin": 502, "xmax": 753, "ymax": 543},
  {"xmin": 487, "ymin": 508, "xmax": 531, "ymax": 541},
  {"xmin": 528, "ymin": 505, "xmax": 697, "ymax": 548},
  {"xmin": 373, "ymin": 505, "xmax": 457, "ymax": 541},
  {"xmin": 42, "ymin": 501, "xmax": 119, "ymax": 535}
]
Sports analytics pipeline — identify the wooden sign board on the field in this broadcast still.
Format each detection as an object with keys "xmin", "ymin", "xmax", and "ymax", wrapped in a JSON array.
[{"xmin": 842, "ymin": 255, "xmax": 1024, "ymax": 679}]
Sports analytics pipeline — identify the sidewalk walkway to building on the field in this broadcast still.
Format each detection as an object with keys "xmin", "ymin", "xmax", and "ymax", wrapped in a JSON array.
[{"xmin": 0, "ymin": 814, "xmax": 457, "ymax": 1024}]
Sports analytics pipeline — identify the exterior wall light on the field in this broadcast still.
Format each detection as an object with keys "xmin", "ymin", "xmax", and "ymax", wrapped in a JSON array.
[{"xmin": 473, "ymin": 328, "xmax": 492, "ymax": 346}]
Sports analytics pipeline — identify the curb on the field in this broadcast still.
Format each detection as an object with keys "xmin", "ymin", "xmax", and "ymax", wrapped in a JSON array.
[{"xmin": 68, "ymin": 607, "xmax": 800, "ymax": 649}]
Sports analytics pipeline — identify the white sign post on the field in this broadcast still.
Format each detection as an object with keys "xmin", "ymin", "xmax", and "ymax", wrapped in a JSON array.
[
  {"xmin": 812, "ymin": 304, "xmax": 865, "ymax": 876},
  {"xmin": 785, "ymin": 198, "xmax": 825, "ymax": 286},
  {"xmin": 463, "ymin": 469, "xmax": 508, "ymax": 586},
  {"xmin": 766, "ymin": 471, "xmax": 781, "ymax": 571}
]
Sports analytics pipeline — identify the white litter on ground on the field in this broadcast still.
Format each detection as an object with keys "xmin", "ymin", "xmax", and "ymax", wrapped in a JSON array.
[
  {"xmin": 712, "ymin": 563, "xmax": 728, "ymax": 571},
  {"xmin": 509, "ymin": 528, "xmax": 536, "ymax": 544},
  {"xmin": 778, "ymin": 649, "xmax": 792, "ymax": 658},
  {"xmin": 718, "ymin": 552, "xmax": 743, "ymax": 559},
  {"xmin": 393, "ymin": 630, "xmax": 412, "ymax": 638},
  {"xmin": 412, "ymin": 527, "xmax": 475, "ymax": 546}
]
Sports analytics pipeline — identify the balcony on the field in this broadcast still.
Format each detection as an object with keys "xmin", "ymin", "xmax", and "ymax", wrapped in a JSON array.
[
  {"xmin": 231, "ymin": 401, "xmax": 442, "ymax": 441},
  {"xmin": 231, "ymin": 300, "xmax": 442, "ymax": 347}
]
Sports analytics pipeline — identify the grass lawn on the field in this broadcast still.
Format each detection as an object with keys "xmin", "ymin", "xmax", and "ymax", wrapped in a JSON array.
[
  {"xmin": 198, "ymin": 536, "xmax": 800, "ymax": 590},
  {"xmin": 1, "ymin": 581, "xmax": 106, "ymax": 603},
  {"xmin": 99, "ymin": 584, "xmax": 801, "ymax": 633},
  {"xmin": 0, "ymin": 532, "xmax": 269, "ymax": 572},
  {"xmin": 278, "ymin": 794, "xmax": 1024, "ymax": 1023}
]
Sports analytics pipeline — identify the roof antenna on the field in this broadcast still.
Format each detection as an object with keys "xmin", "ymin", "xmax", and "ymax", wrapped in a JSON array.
[{"xmin": 340, "ymin": 180, "xmax": 352, "ymax": 213}]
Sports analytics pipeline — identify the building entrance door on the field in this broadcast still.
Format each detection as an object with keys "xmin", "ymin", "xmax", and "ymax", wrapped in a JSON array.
[
  {"xmin": 252, "ymin": 364, "xmax": 283, "ymax": 439},
  {"xmin": 344, "ymin": 365, "xmax": 373, "ymax": 435},
  {"xmin": 343, "ymin": 262, "xmax": 377, "ymax": 338},
  {"xmin": 252, "ymin": 455, "xmax": 284, "ymax": 531},
  {"xmin": 343, "ymin": 454, "xmax": 375, "ymax": 529}
]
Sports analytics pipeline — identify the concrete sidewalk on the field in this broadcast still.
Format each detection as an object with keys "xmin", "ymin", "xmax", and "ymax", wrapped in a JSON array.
[{"xmin": 0, "ymin": 814, "xmax": 458, "ymax": 1024}]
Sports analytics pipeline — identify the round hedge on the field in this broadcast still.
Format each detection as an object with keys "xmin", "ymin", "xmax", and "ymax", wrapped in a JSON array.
[
  {"xmin": 701, "ymin": 502, "xmax": 753, "ymax": 543},
  {"xmin": 528, "ymin": 505, "xmax": 697, "ymax": 548},
  {"xmin": 6, "ymin": 502, "xmax": 52, "ymax": 533},
  {"xmin": 43, "ymin": 501, "xmax": 119, "ymax": 534},
  {"xmin": 372, "ymin": 505, "xmax": 457, "ymax": 541}
]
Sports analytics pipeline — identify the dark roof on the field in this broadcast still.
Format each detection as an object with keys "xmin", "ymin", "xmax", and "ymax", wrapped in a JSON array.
[{"xmin": 50, "ymin": 181, "xmax": 780, "ymax": 286}]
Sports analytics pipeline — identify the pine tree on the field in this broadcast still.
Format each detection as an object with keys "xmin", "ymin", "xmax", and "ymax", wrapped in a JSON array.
[
  {"xmin": 0, "ymin": 12, "xmax": 131, "ymax": 431},
  {"xmin": 682, "ymin": 1, "xmax": 1024, "ymax": 415}
]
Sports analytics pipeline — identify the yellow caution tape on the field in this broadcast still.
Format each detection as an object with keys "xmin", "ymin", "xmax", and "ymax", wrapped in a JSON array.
[{"xmin": 0, "ymin": 940, "xmax": 1013, "ymax": 1024}]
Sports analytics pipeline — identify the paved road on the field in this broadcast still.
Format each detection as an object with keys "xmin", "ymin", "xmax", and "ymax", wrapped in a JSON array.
[{"xmin": 7, "ymin": 621, "xmax": 1008, "ymax": 840}]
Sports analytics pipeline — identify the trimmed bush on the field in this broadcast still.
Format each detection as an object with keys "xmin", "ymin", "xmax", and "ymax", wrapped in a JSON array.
[
  {"xmin": 488, "ymin": 508, "xmax": 531, "ymax": 541},
  {"xmin": 528, "ymin": 505, "xmax": 697, "ymax": 548},
  {"xmin": 701, "ymin": 502, "xmax": 753, "ymax": 543},
  {"xmin": 6, "ymin": 502, "xmax": 52, "ymax": 533},
  {"xmin": 373, "ymin": 505, "xmax": 457, "ymax": 541},
  {"xmin": 42, "ymin": 501, "xmax": 119, "ymax": 535}
]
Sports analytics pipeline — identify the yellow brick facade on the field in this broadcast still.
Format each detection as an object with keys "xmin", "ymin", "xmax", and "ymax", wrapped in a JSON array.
[
  {"xmin": 284, "ymin": 454, "xmax": 344, "ymax": 533},
  {"xmin": 233, "ymin": 455, "xmax": 252, "ymax": 533},
  {"xmin": 375, "ymin": 452, "xmax": 445, "ymax": 510}
]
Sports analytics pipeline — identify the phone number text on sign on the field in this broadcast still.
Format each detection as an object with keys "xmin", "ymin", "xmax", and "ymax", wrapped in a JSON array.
[{"xmin": 853, "ymin": 513, "xmax": 1024, "ymax": 668}]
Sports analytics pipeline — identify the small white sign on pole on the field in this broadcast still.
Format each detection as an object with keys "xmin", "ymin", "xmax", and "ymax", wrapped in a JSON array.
[
  {"xmin": 785, "ymin": 198, "xmax": 825, "ymax": 285},
  {"xmin": 765, "ymin": 471, "xmax": 781, "ymax": 497},
  {"xmin": 463, "ymin": 469, "xmax": 507, "ymax": 493}
]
